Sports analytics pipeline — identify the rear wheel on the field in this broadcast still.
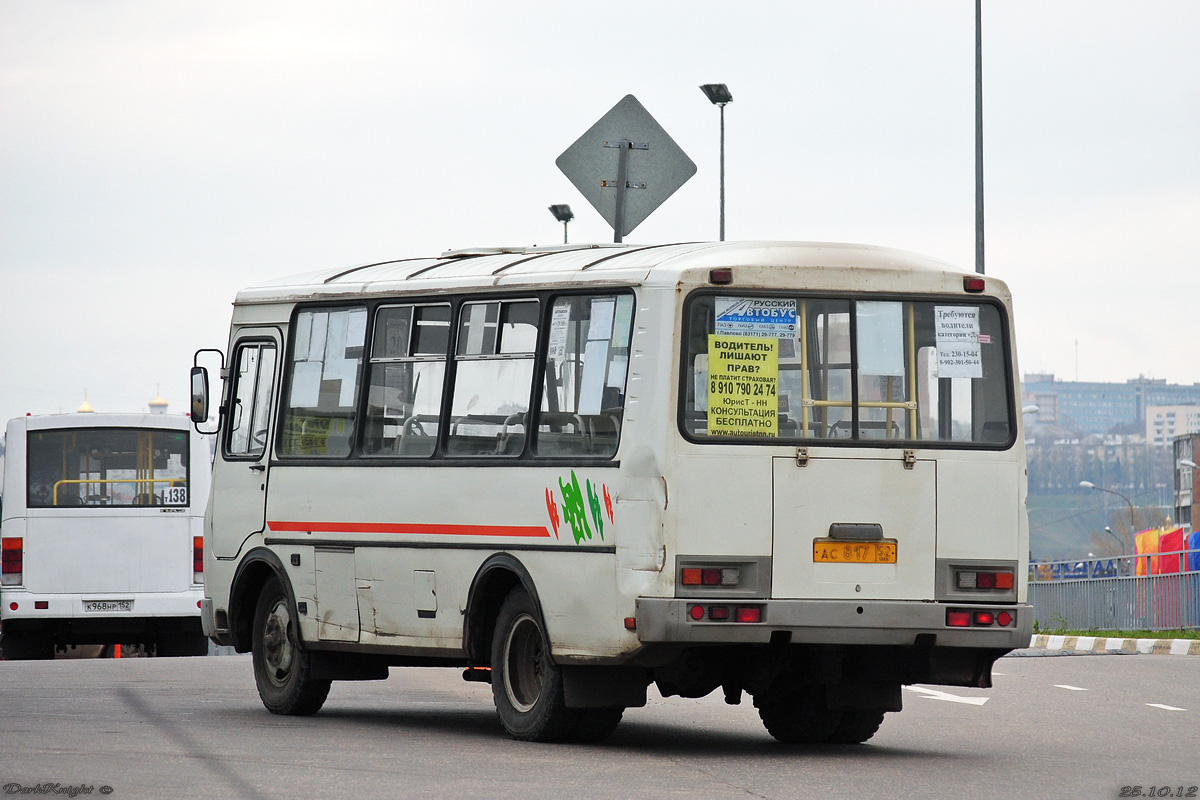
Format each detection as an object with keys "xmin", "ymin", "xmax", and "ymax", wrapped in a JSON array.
[
  {"xmin": 829, "ymin": 708, "xmax": 886, "ymax": 744},
  {"xmin": 759, "ymin": 685, "xmax": 884, "ymax": 745},
  {"xmin": 490, "ymin": 588, "xmax": 622, "ymax": 742},
  {"xmin": 252, "ymin": 577, "xmax": 330, "ymax": 715},
  {"xmin": 758, "ymin": 687, "xmax": 842, "ymax": 744}
]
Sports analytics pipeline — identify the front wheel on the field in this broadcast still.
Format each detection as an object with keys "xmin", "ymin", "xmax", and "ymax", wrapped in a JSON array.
[
  {"xmin": 490, "ymin": 588, "xmax": 622, "ymax": 742},
  {"xmin": 252, "ymin": 577, "xmax": 330, "ymax": 715}
]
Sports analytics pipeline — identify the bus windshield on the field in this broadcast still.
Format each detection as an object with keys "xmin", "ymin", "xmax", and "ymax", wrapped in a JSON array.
[
  {"xmin": 26, "ymin": 427, "xmax": 190, "ymax": 508},
  {"xmin": 682, "ymin": 294, "xmax": 1013, "ymax": 445}
]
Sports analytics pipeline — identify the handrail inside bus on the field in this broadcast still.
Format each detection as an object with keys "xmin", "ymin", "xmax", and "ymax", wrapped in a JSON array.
[{"xmin": 52, "ymin": 477, "xmax": 183, "ymax": 506}]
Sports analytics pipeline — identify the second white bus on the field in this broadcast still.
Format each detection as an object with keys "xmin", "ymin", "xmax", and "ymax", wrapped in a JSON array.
[
  {"xmin": 1, "ymin": 413, "xmax": 210, "ymax": 659},
  {"xmin": 193, "ymin": 240, "xmax": 1031, "ymax": 743}
]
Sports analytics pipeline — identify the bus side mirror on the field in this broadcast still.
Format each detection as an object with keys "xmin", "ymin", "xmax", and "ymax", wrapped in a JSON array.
[{"xmin": 191, "ymin": 367, "xmax": 210, "ymax": 423}]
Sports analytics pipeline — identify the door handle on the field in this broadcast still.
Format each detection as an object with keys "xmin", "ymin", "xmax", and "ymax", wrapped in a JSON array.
[{"xmin": 249, "ymin": 464, "xmax": 266, "ymax": 472}]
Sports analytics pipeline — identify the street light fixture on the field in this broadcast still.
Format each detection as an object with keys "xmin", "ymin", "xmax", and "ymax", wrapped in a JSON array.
[
  {"xmin": 699, "ymin": 83, "xmax": 732, "ymax": 242},
  {"xmin": 1102, "ymin": 526, "xmax": 1124, "ymax": 550},
  {"xmin": 1080, "ymin": 480, "xmax": 1136, "ymax": 552},
  {"xmin": 548, "ymin": 204, "xmax": 574, "ymax": 245}
]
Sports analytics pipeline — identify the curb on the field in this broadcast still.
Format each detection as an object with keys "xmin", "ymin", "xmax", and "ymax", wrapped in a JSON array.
[{"xmin": 1028, "ymin": 634, "xmax": 1200, "ymax": 656}]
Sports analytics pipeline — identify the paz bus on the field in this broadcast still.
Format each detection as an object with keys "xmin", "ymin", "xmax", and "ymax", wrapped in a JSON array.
[
  {"xmin": 190, "ymin": 241, "xmax": 1031, "ymax": 743},
  {"xmin": 1, "ymin": 413, "xmax": 210, "ymax": 659}
]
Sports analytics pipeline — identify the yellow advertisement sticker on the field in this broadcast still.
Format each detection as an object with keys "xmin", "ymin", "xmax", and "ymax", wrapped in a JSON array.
[{"xmin": 706, "ymin": 335, "xmax": 778, "ymax": 436}]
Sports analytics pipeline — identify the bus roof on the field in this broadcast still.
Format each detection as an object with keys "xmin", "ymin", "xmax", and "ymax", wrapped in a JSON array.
[
  {"xmin": 8, "ymin": 413, "xmax": 194, "ymax": 434},
  {"xmin": 233, "ymin": 241, "xmax": 1004, "ymax": 306}
]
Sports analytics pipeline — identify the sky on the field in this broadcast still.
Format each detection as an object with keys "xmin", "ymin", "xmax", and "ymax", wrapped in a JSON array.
[{"xmin": 2, "ymin": 1, "xmax": 1198, "ymax": 425}]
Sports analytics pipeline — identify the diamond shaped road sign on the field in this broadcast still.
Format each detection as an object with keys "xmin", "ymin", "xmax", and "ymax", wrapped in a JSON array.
[{"xmin": 556, "ymin": 94, "xmax": 697, "ymax": 240}]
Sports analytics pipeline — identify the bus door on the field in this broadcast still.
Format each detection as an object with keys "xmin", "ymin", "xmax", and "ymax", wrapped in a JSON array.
[
  {"xmin": 211, "ymin": 332, "xmax": 280, "ymax": 559},
  {"xmin": 772, "ymin": 453, "xmax": 937, "ymax": 601}
]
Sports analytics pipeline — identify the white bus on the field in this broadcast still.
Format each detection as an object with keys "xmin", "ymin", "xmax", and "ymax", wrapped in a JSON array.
[
  {"xmin": 192, "ymin": 241, "xmax": 1030, "ymax": 743},
  {"xmin": 1, "ymin": 413, "xmax": 210, "ymax": 659}
]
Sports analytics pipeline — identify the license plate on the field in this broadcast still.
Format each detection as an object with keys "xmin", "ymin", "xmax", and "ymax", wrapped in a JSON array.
[
  {"xmin": 83, "ymin": 600, "xmax": 133, "ymax": 613},
  {"xmin": 813, "ymin": 539, "xmax": 897, "ymax": 564}
]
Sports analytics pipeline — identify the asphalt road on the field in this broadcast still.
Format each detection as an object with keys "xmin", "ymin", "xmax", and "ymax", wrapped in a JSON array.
[{"xmin": 1, "ymin": 650, "xmax": 1197, "ymax": 800}]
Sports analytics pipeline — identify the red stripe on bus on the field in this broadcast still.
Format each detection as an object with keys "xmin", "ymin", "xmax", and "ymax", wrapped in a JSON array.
[{"xmin": 267, "ymin": 520, "xmax": 552, "ymax": 538}]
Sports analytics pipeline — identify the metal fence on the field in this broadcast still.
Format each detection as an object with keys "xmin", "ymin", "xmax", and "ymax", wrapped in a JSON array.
[{"xmin": 1028, "ymin": 550, "xmax": 1200, "ymax": 631}]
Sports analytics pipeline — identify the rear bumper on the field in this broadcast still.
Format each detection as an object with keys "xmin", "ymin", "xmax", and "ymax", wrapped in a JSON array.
[
  {"xmin": 635, "ymin": 597, "xmax": 1033, "ymax": 649},
  {"xmin": 0, "ymin": 589, "xmax": 203, "ymax": 621}
]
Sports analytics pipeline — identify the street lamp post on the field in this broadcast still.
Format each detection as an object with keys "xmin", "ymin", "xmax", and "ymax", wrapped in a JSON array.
[
  {"xmin": 1080, "ymin": 480, "xmax": 1136, "ymax": 553},
  {"xmin": 699, "ymin": 83, "xmax": 732, "ymax": 242},
  {"xmin": 548, "ymin": 204, "xmax": 574, "ymax": 245}
]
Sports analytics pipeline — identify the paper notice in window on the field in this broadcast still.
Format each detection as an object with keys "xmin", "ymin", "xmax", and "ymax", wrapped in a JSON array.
[
  {"xmin": 934, "ymin": 306, "xmax": 982, "ymax": 379},
  {"xmin": 715, "ymin": 298, "xmax": 797, "ymax": 338},
  {"xmin": 547, "ymin": 303, "xmax": 571, "ymax": 362},
  {"xmin": 706, "ymin": 335, "xmax": 778, "ymax": 436}
]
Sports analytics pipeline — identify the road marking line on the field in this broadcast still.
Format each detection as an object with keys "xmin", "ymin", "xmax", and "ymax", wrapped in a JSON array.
[
  {"xmin": 1054, "ymin": 685, "xmax": 1088, "ymax": 691},
  {"xmin": 905, "ymin": 686, "xmax": 989, "ymax": 705},
  {"xmin": 1145, "ymin": 703, "xmax": 1186, "ymax": 712}
]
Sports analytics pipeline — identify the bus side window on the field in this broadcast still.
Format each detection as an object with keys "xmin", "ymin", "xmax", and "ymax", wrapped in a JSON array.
[
  {"xmin": 227, "ymin": 343, "xmax": 277, "ymax": 459},
  {"xmin": 447, "ymin": 300, "xmax": 539, "ymax": 457},
  {"xmin": 536, "ymin": 294, "xmax": 633, "ymax": 457},
  {"xmin": 363, "ymin": 304, "xmax": 450, "ymax": 457},
  {"xmin": 278, "ymin": 307, "xmax": 368, "ymax": 458}
]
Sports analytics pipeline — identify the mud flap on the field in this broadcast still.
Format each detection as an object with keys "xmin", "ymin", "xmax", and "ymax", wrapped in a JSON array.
[{"xmin": 562, "ymin": 666, "xmax": 649, "ymax": 709}]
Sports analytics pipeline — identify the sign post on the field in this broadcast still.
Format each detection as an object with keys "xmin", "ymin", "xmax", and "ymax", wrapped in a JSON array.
[{"xmin": 557, "ymin": 95, "xmax": 696, "ymax": 242}]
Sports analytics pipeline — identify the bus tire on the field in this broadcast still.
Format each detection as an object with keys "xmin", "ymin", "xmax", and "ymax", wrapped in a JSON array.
[
  {"xmin": 1, "ymin": 633, "xmax": 54, "ymax": 660},
  {"xmin": 828, "ymin": 708, "xmax": 886, "ymax": 744},
  {"xmin": 758, "ymin": 686, "xmax": 843, "ymax": 744},
  {"xmin": 251, "ymin": 577, "xmax": 330, "ymax": 716},
  {"xmin": 490, "ymin": 588, "xmax": 577, "ymax": 742}
]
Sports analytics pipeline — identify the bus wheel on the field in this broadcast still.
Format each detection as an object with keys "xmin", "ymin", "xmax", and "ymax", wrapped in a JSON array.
[
  {"xmin": 491, "ymin": 588, "xmax": 576, "ymax": 742},
  {"xmin": 758, "ymin": 687, "xmax": 844, "ymax": 744},
  {"xmin": 252, "ymin": 577, "xmax": 330, "ymax": 716},
  {"xmin": 828, "ymin": 708, "xmax": 886, "ymax": 744},
  {"xmin": 1, "ymin": 634, "xmax": 54, "ymax": 660}
]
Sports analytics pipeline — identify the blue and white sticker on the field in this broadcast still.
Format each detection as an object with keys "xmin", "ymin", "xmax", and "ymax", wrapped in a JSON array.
[{"xmin": 715, "ymin": 298, "xmax": 797, "ymax": 338}]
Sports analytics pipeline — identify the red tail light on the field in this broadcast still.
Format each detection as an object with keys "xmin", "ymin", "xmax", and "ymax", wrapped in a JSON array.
[
  {"xmin": 1, "ymin": 537, "xmax": 22, "ymax": 586},
  {"xmin": 947, "ymin": 610, "xmax": 971, "ymax": 627},
  {"xmin": 956, "ymin": 569, "xmax": 1015, "ymax": 591},
  {"xmin": 735, "ymin": 606, "xmax": 762, "ymax": 623},
  {"xmin": 193, "ymin": 536, "xmax": 203, "ymax": 582}
]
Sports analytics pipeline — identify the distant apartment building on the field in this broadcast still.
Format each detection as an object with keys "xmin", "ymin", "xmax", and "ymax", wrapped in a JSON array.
[
  {"xmin": 1173, "ymin": 433, "xmax": 1199, "ymax": 532},
  {"xmin": 1022, "ymin": 373, "xmax": 1200, "ymax": 436},
  {"xmin": 1146, "ymin": 405, "xmax": 1200, "ymax": 447}
]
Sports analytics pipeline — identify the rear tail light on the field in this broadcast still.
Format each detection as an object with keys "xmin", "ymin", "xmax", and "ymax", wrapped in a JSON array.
[
  {"xmin": 956, "ymin": 569, "xmax": 1014, "ymax": 591},
  {"xmin": 735, "ymin": 606, "xmax": 762, "ymax": 623},
  {"xmin": 193, "ymin": 537, "xmax": 204, "ymax": 583},
  {"xmin": 1, "ymin": 537, "xmax": 22, "ymax": 586},
  {"xmin": 947, "ymin": 608, "xmax": 1016, "ymax": 628},
  {"xmin": 680, "ymin": 566, "xmax": 741, "ymax": 587},
  {"xmin": 687, "ymin": 603, "xmax": 764, "ymax": 623}
]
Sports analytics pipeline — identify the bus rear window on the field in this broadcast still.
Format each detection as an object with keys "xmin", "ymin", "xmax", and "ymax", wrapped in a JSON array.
[
  {"xmin": 26, "ymin": 428, "xmax": 190, "ymax": 508},
  {"xmin": 681, "ymin": 294, "xmax": 1013, "ymax": 446}
]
